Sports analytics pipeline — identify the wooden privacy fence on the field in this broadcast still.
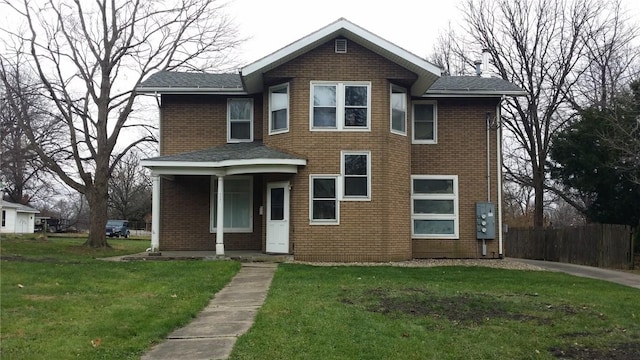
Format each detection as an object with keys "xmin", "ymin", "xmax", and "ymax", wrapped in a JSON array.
[{"xmin": 505, "ymin": 224, "xmax": 634, "ymax": 269}]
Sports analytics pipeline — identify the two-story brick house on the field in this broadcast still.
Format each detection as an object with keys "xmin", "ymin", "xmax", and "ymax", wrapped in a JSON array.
[{"xmin": 138, "ymin": 18, "xmax": 525, "ymax": 262}]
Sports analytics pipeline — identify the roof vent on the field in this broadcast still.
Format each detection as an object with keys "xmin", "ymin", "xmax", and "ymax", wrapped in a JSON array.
[{"xmin": 335, "ymin": 39, "xmax": 347, "ymax": 53}]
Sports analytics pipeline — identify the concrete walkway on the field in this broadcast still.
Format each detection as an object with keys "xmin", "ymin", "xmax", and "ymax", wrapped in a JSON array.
[
  {"xmin": 511, "ymin": 258, "xmax": 640, "ymax": 289},
  {"xmin": 141, "ymin": 263, "xmax": 277, "ymax": 360}
]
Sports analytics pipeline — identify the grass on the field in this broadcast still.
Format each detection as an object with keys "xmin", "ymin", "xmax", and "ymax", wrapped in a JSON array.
[
  {"xmin": 0, "ymin": 235, "xmax": 241, "ymax": 360},
  {"xmin": 230, "ymin": 264, "xmax": 640, "ymax": 360}
]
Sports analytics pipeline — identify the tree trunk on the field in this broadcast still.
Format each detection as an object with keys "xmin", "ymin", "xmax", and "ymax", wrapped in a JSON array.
[
  {"xmin": 533, "ymin": 166, "xmax": 545, "ymax": 229},
  {"xmin": 83, "ymin": 181, "xmax": 110, "ymax": 248}
]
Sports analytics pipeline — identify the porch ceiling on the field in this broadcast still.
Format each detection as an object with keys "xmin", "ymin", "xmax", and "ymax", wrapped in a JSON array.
[{"xmin": 141, "ymin": 142, "xmax": 307, "ymax": 176}]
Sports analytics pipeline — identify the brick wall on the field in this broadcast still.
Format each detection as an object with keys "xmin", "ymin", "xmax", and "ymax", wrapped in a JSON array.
[
  {"xmin": 411, "ymin": 98, "xmax": 501, "ymax": 258},
  {"xmin": 264, "ymin": 39, "xmax": 415, "ymax": 262},
  {"xmin": 161, "ymin": 94, "xmax": 263, "ymax": 155},
  {"xmin": 156, "ymin": 37, "xmax": 503, "ymax": 260}
]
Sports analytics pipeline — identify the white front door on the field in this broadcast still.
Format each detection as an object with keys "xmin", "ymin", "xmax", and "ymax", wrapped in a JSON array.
[{"xmin": 266, "ymin": 181, "xmax": 290, "ymax": 254}]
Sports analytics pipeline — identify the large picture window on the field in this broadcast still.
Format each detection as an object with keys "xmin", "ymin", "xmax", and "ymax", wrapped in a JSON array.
[
  {"xmin": 390, "ymin": 85, "xmax": 407, "ymax": 134},
  {"xmin": 269, "ymin": 83, "xmax": 289, "ymax": 134},
  {"xmin": 310, "ymin": 176, "xmax": 339, "ymax": 224},
  {"xmin": 413, "ymin": 101, "xmax": 437, "ymax": 144},
  {"xmin": 211, "ymin": 177, "xmax": 253, "ymax": 232},
  {"xmin": 311, "ymin": 82, "xmax": 371, "ymax": 131},
  {"xmin": 341, "ymin": 151, "xmax": 371, "ymax": 200},
  {"xmin": 411, "ymin": 175, "xmax": 458, "ymax": 238},
  {"xmin": 227, "ymin": 98, "xmax": 253, "ymax": 142}
]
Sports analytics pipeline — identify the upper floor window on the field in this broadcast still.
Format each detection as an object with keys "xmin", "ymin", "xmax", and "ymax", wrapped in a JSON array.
[
  {"xmin": 413, "ymin": 100, "xmax": 437, "ymax": 144},
  {"xmin": 341, "ymin": 151, "xmax": 371, "ymax": 200},
  {"xmin": 228, "ymin": 98, "xmax": 253, "ymax": 142},
  {"xmin": 310, "ymin": 82, "xmax": 371, "ymax": 131},
  {"xmin": 269, "ymin": 83, "xmax": 289, "ymax": 134},
  {"xmin": 390, "ymin": 85, "xmax": 407, "ymax": 135}
]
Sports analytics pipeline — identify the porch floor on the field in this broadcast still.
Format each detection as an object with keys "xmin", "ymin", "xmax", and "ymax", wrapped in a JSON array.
[{"xmin": 117, "ymin": 250, "xmax": 293, "ymax": 263}]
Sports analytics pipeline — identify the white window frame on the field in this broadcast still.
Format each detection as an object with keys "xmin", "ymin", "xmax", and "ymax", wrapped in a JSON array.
[
  {"xmin": 412, "ymin": 100, "xmax": 438, "ymax": 144},
  {"xmin": 227, "ymin": 98, "xmax": 254, "ymax": 143},
  {"xmin": 411, "ymin": 175, "xmax": 459, "ymax": 239},
  {"xmin": 210, "ymin": 176, "xmax": 253, "ymax": 233},
  {"xmin": 268, "ymin": 83, "xmax": 289, "ymax": 135},
  {"xmin": 310, "ymin": 81, "xmax": 371, "ymax": 131},
  {"xmin": 390, "ymin": 84, "xmax": 407, "ymax": 135},
  {"xmin": 309, "ymin": 175, "xmax": 340, "ymax": 225},
  {"xmin": 341, "ymin": 151, "xmax": 371, "ymax": 201}
]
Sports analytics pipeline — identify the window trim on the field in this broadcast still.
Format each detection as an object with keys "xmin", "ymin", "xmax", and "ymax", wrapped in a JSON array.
[
  {"xmin": 227, "ymin": 98, "xmax": 254, "ymax": 143},
  {"xmin": 268, "ymin": 83, "xmax": 289, "ymax": 135},
  {"xmin": 309, "ymin": 175, "xmax": 340, "ymax": 225},
  {"xmin": 341, "ymin": 150, "xmax": 371, "ymax": 201},
  {"xmin": 411, "ymin": 175, "xmax": 459, "ymax": 239},
  {"xmin": 412, "ymin": 100, "xmax": 438, "ymax": 144},
  {"xmin": 309, "ymin": 81, "xmax": 371, "ymax": 132},
  {"xmin": 390, "ymin": 84, "xmax": 407, "ymax": 135},
  {"xmin": 210, "ymin": 176, "xmax": 253, "ymax": 233}
]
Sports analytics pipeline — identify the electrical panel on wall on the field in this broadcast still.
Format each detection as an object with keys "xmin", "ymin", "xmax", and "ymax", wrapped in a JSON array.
[{"xmin": 476, "ymin": 202, "xmax": 496, "ymax": 239}]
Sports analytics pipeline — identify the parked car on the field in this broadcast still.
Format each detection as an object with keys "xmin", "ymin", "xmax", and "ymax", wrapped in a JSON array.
[{"xmin": 105, "ymin": 220, "xmax": 130, "ymax": 238}]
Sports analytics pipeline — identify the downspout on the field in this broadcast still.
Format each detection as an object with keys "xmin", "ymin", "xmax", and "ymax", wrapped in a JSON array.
[
  {"xmin": 497, "ymin": 98, "xmax": 504, "ymax": 258},
  {"xmin": 483, "ymin": 111, "xmax": 491, "ymax": 256}
]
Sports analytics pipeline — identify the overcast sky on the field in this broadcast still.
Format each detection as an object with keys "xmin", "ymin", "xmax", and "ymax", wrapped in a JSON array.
[
  {"xmin": 225, "ymin": 0, "xmax": 640, "ymax": 68},
  {"xmin": 226, "ymin": 0, "xmax": 464, "ymax": 66}
]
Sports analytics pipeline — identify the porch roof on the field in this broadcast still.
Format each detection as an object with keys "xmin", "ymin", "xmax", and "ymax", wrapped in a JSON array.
[{"xmin": 141, "ymin": 142, "xmax": 307, "ymax": 176}]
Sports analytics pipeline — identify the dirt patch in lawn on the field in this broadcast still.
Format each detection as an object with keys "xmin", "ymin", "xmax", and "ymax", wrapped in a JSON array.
[
  {"xmin": 354, "ymin": 287, "xmax": 540, "ymax": 324},
  {"xmin": 341, "ymin": 287, "xmax": 590, "ymax": 325},
  {"xmin": 549, "ymin": 342, "xmax": 640, "ymax": 359}
]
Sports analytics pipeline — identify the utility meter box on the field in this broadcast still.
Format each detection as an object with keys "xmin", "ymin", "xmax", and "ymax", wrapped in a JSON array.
[{"xmin": 476, "ymin": 202, "xmax": 496, "ymax": 239}]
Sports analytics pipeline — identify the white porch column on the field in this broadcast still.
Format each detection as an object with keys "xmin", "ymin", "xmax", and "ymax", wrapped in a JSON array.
[
  {"xmin": 216, "ymin": 176, "xmax": 225, "ymax": 256},
  {"xmin": 151, "ymin": 175, "xmax": 161, "ymax": 252}
]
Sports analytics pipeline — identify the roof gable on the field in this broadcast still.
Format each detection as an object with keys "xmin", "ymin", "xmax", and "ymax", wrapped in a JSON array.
[{"xmin": 240, "ymin": 18, "xmax": 441, "ymax": 96}]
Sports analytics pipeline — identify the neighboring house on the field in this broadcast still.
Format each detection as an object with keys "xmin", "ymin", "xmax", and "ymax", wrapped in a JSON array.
[
  {"xmin": 1, "ymin": 200, "xmax": 40, "ymax": 234},
  {"xmin": 138, "ymin": 18, "xmax": 525, "ymax": 262}
]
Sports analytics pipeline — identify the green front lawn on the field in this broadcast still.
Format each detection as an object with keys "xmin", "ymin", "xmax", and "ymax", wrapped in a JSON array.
[
  {"xmin": 230, "ymin": 264, "xmax": 640, "ymax": 360},
  {"xmin": 0, "ymin": 236, "xmax": 241, "ymax": 360}
]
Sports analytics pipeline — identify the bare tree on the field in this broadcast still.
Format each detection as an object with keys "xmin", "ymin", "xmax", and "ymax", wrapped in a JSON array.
[
  {"xmin": 108, "ymin": 151, "xmax": 151, "ymax": 221},
  {"xmin": 0, "ymin": 65, "xmax": 56, "ymax": 204},
  {"xmin": 0, "ymin": 0, "xmax": 241, "ymax": 247},
  {"xmin": 459, "ymin": 0, "xmax": 625, "ymax": 228},
  {"xmin": 570, "ymin": 0, "xmax": 640, "ymax": 111}
]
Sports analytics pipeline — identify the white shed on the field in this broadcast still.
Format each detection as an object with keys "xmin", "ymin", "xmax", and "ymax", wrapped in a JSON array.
[{"xmin": 1, "ymin": 200, "xmax": 40, "ymax": 234}]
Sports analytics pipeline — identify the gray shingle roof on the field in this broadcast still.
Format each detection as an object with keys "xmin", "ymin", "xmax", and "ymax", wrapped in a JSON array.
[
  {"xmin": 1, "ymin": 200, "xmax": 39, "ymax": 213},
  {"xmin": 137, "ymin": 72, "xmax": 524, "ymax": 96},
  {"xmin": 138, "ymin": 71, "xmax": 243, "ymax": 90},
  {"xmin": 428, "ymin": 76, "xmax": 525, "ymax": 95},
  {"xmin": 144, "ymin": 142, "xmax": 304, "ymax": 163}
]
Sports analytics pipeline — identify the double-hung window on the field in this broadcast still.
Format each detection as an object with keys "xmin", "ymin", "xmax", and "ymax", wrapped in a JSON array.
[
  {"xmin": 269, "ymin": 83, "xmax": 289, "ymax": 134},
  {"xmin": 310, "ymin": 176, "xmax": 339, "ymax": 224},
  {"xmin": 411, "ymin": 175, "xmax": 458, "ymax": 238},
  {"xmin": 342, "ymin": 151, "xmax": 371, "ymax": 200},
  {"xmin": 227, "ymin": 98, "xmax": 253, "ymax": 142},
  {"xmin": 413, "ymin": 100, "xmax": 437, "ymax": 143},
  {"xmin": 210, "ymin": 176, "xmax": 253, "ymax": 232},
  {"xmin": 311, "ymin": 82, "xmax": 371, "ymax": 130},
  {"xmin": 390, "ymin": 85, "xmax": 407, "ymax": 134}
]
